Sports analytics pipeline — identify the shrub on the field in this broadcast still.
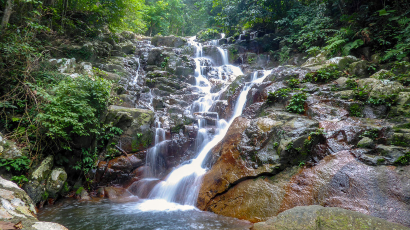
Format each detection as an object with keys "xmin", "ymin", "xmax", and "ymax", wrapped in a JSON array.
[
  {"xmin": 286, "ymin": 93, "xmax": 307, "ymax": 114},
  {"xmin": 349, "ymin": 104, "xmax": 362, "ymax": 117},
  {"xmin": 36, "ymin": 75, "xmax": 112, "ymax": 149},
  {"xmin": 304, "ymin": 64, "xmax": 341, "ymax": 83},
  {"xmin": 287, "ymin": 78, "xmax": 300, "ymax": 88},
  {"xmin": 267, "ymin": 88, "xmax": 292, "ymax": 104},
  {"xmin": 197, "ymin": 28, "xmax": 220, "ymax": 41}
]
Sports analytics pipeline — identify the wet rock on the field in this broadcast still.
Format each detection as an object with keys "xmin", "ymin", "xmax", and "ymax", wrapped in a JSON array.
[
  {"xmin": 200, "ymin": 151, "xmax": 410, "ymax": 226},
  {"xmin": 0, "ymin": 176, "xmax": 68, "ymax": 229},
  {"xmin": 348, "ymin": 60, "xmax": 369, "ymax": 77},
  {"xmin": 334, "ymin": 90, "xmax": 355, "ymax": 100},
  {"xmin": 197, "ymin": 112, "xmax": 324, "ymax": 211},
  {"xmin": 23, "ymin": 156, "xmax": 54, "ymax": 204},
  {"xmin": 97, "ymin": 155, "xmax": 144, "ymax": 186},
  {"xmin": 357, "ymin": 78, "xmax": 403, "ymax": 99},
  {"xmin": 357, "ymin": 137, "xmax": 375, "ymax": 149},
  {"xmin": 253, "ymin": 205, "xmax": 410, "ymax": 230},
  {"xmin": 151, "ymin": 35, "xmax": 187, "ymax": 48},
  {"xmin": 96, "ymin": 187, "xmax": 105, "ymax": 198},
  {"xmin": 105, "ymin": 106, "xmax": 154, "ymax": 153},
  {"xmin": 107, "ymin": 155, "xmax": 143, "ymax": 172},
  {"xmin": 114, "ymin": 94, "xmax": 136, "ymax": 108},
  {"xmin": 117, "ymin": 41, "xmax": 136, "ymax": 54},
  {"xmin": 45, "ymin": 168, "xmax": 67, "ymax": 199},
  {"xmin": 78, "ymin": 188, "xmax": 90, "ymax": 200},
  {"xmin": 327, "ymin": 56, "xmax": 360, "ymax": 70},
  {"xmin": 390, "ymin": 92, "xmax": 410, "ymax": 117},
  {"xmin": 147, "ymin": 48, "xmax": 167, "ymax": 66},
  {"xmin": 0, "ymin": 133, "xmax": 24, "ymax": 160},
  {"xmin": 127, "ymin": 179, "xmax": 161, "ymax": 198},
  {"xmin": 104, "ymin": 187, "xmax": 130, "ymax": 199}
]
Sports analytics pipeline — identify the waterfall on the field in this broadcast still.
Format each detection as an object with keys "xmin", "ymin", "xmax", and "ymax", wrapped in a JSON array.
[
  {"xmin": 132, "ymin": 57, "xmax": 140, "ymax": 85},
  {"xmin": 135, "ymin": 36, "xmax": 271, "ymax": 210},
  {"xmin": 217, "ymin": 47, "xmax": 229, "ymax": 65}
]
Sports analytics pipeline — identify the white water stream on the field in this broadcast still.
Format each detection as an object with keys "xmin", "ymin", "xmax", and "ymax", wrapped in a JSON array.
[{"xmin": 135, "ymin": 37, "xmax": 271, "ymax": 211}]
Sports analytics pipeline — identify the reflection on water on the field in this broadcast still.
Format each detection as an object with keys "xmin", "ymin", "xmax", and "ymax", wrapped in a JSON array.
[{"xmin": 38, "ymin": 198, "xmax": 252, "ymax": 230}]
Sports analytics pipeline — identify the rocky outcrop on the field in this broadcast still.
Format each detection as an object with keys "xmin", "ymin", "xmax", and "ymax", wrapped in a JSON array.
[
  {"xmin": 105, "ymin": 106, "xmax": 154, "ymax": 153},
  {"xmin": 22, "ymin": 156, "xmax": 68, "ymax": 206},
  {"xmin": 0, "ymin": 176, "xmax": 68, "ymax": 230},
  {"xmin": 151, "ymin": 35, "xmax": 187, "ymax": 48},
  {"xmin": 253, "ymin": 205, "xmax": 410, "ymax": 230},
  {"xmin": 200, "ymin": 151, "xmax": 410, "ymax": 226}
]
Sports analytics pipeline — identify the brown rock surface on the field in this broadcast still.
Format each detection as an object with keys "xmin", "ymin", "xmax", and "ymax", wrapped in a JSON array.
[{"xmin": 199, "ymin": 150, "xmax": 410, "ymax": 226}]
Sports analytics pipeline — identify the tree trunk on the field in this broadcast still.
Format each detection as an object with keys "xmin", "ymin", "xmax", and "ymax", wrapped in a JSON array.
[{"xmin": 1, "ymin": 0, "xmax": 13, "ymax": 30}]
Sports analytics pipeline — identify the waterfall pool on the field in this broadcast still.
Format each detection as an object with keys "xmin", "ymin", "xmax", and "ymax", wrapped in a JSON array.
[{"xmin": 38, "ymin": 198, "xmax": 252, "ymax": 230}]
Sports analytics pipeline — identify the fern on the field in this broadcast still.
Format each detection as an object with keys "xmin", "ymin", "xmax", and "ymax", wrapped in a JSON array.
[{"xmin": 342, "ymin": 39, "xmax": 364, "ymax": 56}]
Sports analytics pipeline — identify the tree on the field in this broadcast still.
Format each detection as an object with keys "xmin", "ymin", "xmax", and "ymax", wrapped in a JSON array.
[{"xmin": 1, "ymin": 0, "xmax": 13, "ymax": 30}]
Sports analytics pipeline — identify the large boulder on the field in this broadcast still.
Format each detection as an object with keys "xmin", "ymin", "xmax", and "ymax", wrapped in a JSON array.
[
  {"xmin": 151, "ymin": 35, "xmax": 187, "ymax": 48},
  {"xmin": 45, "ymin": 168, "xmax": 67, "ymax": 199},
  {"xmin": 197, "ymin": 112, "xmax": 325, "ymax": 212},
  {"xmin": 0, "ymin": 133, "xmax": 24, "ymax": 160},
  {"xmin": 104, "ymin": 106, "xmax": 154, "ymax": 153},
  {"xmin": 253, "ymin": 205, "xmax": 410, "ymax": 230},
  {"xmin": 23, "ymin": 156, "xmax": 54, "ymax": 204},
  {"xmin": 199, "ymin": 151, "xmax": 410, "ymax": 227},
  {"xmin": 0, "ymin": 176, "xmax": 68, "ymax": 230}
]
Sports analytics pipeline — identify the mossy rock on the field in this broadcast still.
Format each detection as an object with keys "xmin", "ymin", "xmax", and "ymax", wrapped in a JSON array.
[{"xmin": 253, "ymin": 205, "xmax": 410, "ymax": 230}]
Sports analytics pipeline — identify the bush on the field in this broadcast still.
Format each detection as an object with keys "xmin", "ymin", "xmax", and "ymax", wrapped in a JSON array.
[
  {"xmin": 287, "ymin": 93, "xmax": 307, "ymax": 114},
  {"xmin": 36, "ymin": 75, "xmax": 112, "ymax": 148},
  {"xmin": 267, "ymin": 88, "xmax": 292, "ymax": 104},
  {"xmin": 304, "ymin": 64, "xmax": 341, "ymax": 83},
  {"xmin": 197, "ymin": 28, "xmax": 220, "ymax": 41}
]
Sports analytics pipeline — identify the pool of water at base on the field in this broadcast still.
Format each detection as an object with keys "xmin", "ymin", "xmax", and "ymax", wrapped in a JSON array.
[{"xmin": 37, "ymin": 198, "xmax": 253, "ymax": 230}]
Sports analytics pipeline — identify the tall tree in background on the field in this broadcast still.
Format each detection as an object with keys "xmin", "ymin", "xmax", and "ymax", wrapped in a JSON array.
[{"xmin": 1, "ymin": 0, "xmax": 13, "ymax": 30}]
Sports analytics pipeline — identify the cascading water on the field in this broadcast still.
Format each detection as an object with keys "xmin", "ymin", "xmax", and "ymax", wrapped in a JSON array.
[
  {"xmin": 132, "ymin": 57, "xmax": 140, "ymax": 85},
  {"xmin": 135, "ymin": 36, "xmax": 271, "ymax": 211},
  {"xmin": 217, "ymin": 47, "xmax": 229, "ymax": 65}
]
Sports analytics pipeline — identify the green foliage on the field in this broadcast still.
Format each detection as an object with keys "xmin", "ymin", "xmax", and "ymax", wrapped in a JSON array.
[
  {"xmin": 286, "ymin": 78, "xmax": 300, "ymax": 88},
  {"xmin": 278, "ymin": 46, "xmax": 291, "ymax": 63},
  {"xmin": 197, "ymin": 28, "xmax": 220, "ymax": 41},
  {"xmin": 42, "ymin": 191, "xmax": 49, "ymax": 200},
  {"xmin": 360, "ymin": 129, "xmax": 379, "ymax": 140},
  {"xmin": 0, "ymin": 156, "xmax": 31, "ymax": 172},
  {"xmin": 286, "ymin": 93, "xmax": 307, "ymax": 114},
  {"xmin": 353, "ymin": 86, "xmax": 370, "ymax": 101},
  {"xmin": 304, "ymin": 64, "xmax": 341, "ymax": 83},
  {"xmin": 395, "ymin": 152, "xmax": 410, "ymax": 165},
  {"xmin": 366, "ymin": 94, "xmax": 398, "ymax": 107},
  {"xmin": 346, "ymin": 79, "xmax": 358, "ymax": 89},
  {"xmin": 267, "ymin": 88, "xmax": 291, "ymax": 104},
  {"xmin": 349, "ymin": 104, "xmax": 362, "ymax": 117},
  {"xmin": 276, "ymin": 3, "xmax": 334, "ymax": 51},
  {"xmin": 36, "ymin": 75, "xmax": 112, "ymax": 146},
  {"xmin": 73, "ymin": 148, "xmax": 97, "ymax": 174},
  {"xmin": 161, "ymin": 57, "xmax": 170, "ymax": 69},
  {"xmin": 11, "ymin": 175, "xmax": 29, "ymax": 187},
  {"xmin": 75, "ymin": 186, "xmax": 85, "ymax": 195}
]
